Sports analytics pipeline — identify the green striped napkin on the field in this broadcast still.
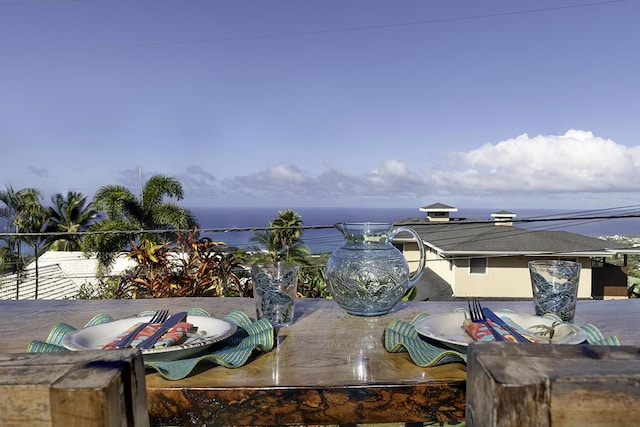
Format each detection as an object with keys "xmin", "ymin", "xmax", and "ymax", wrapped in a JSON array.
[
  {"xmin": 27, "ymin": 309, "xmax": 275, "ymax": 381},
  {"xmin": 384, "ymin": 313, "xmax": 467, "ymax": 367},
  {"xmin": 384, "ymin": 312, "xmax": 620, "ymax": 367}
]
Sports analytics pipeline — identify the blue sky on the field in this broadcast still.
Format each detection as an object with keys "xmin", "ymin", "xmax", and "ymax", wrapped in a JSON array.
[{"xmin": 1, "ymin": 0, "xmax": 639, "ymax": 209}]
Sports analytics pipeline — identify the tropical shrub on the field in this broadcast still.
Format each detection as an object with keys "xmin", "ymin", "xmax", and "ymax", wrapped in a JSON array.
[
  {"xmin": 297, "ymin": 264, "xmax": 331, "ymax": 298},
  {"xmin": 115, "ymin": 230, "xmax": 247, "ymax": 298},
  {"xmin": 76, "ymin": 278, "xmax": 120, "ymax": 299}
]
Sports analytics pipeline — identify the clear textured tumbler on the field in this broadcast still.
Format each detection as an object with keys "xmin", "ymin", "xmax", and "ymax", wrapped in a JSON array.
[
  {"xmin": 528, "ymin": 260, "xmax": 581, "ymax": 323},
  {"xmin": 251, "ymin": 262, "xmax": 299, "ymax": 327}
]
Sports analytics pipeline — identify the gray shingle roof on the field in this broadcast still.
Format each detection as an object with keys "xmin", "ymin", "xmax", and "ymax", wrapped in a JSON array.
[
  {"xmin": 413, "ymin": 268, "xmax": 454, "ymax": 301},
  {"xmin": 395, "ymin": 218, "xmax": 634, "ymax": 256},
  {"xmin": 491, "ymin": 210, "xmax": 516, "ymax": 215},
  {"xmin": 0, "ymin": 264, "xmax": 78, "ymax": 300},
  {"xmin": 1, "ymin": 251, "xmax": 135, "ymax": 300},
  {"xmin": 419, "ymin": 202, "xmax": 457, "ymax": 211}
]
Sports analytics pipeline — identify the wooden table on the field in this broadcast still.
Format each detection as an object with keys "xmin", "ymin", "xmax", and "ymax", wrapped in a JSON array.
[{"xmin": 0, "ymin": 297, "xmax": 637, "ymax": 425}]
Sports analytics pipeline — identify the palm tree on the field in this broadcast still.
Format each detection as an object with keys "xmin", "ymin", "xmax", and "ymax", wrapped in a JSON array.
[
  {"xmin": 84, "ymin": 174, "xmax": 198, "ymax": 271},
  {"xmin": 17, "ymin": 201, "xmax": 51, "ymax": 299},
  {"xmin": 0, "ymin": 185, "xmax": 48, "ymax": 298},
  {"xmin": 250, "ymin": 210, "xmax": 311, "ymax": 264},
  {"xmin": 270, "ymin": 210, "xmax": 304, "ymax": 261},
  {"xmin": 47, "ymin": 191, "xmax": 99, "ymax": 251},
  {"xmin": 249, "ymin": 230, "xmax": 282, "ymax": 263},
  {"xmin": 0, "ymin": 185, "xmax": 43, "ymax": 270},
  {"xmin": 0, "ymin": 246, "xmax": 10, "ymax": 275},
  {"xmin": 0, "ymin": 185, "xmax": 42, "ymax": 256}
]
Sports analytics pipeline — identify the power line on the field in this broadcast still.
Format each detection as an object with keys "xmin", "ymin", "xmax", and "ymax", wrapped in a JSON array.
[
  {"xmin": 3, "ymin": 211, "xmax": 640, "ymax": 247},
  {"xmin": 3, "ymin": 207, "xmax": 640, "ymax": 258},
  {"xmin": 0, "ymin": 0, "xmax": 629, "ymax": 54},
  {"xmin": 0, "ymin": 0, "xmax": 87, "ymax": 5},
  {"xmin": 4, "ymin": 213, "xmax": 639, "ymax": 267},
  {"xmin": 2, "ymin": 212, "xmax": 640, "ymax": 238}
]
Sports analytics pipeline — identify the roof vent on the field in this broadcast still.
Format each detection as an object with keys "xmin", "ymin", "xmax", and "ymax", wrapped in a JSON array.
[
  {"xmin": 491, "ymin": 210, "xmax": 516, "ymax": 226},
  {"xmin": 419, "ymin": 203, "xmax": 458, "ymax": 222}
]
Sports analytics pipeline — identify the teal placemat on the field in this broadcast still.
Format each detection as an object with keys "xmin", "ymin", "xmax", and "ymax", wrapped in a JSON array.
[
  {"xmin": 542, "ymin": 312, "xmax": 620, "ymax": 346},
  {"xmin": 384, "ymin": 311, "xmax": 620, "ymax": 367},
  {"xmin": 385, "ymin": 313, "xmax": 467, "ymax": 367},
  {"xmin": 27, "ymin": 309, "xmax": 275, "ymax": 380}
]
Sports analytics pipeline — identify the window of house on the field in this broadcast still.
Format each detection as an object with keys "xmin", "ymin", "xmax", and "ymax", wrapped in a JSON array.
[{"xmin": 469, "ymin": 257, "xmax": 487, "ymax": 274}]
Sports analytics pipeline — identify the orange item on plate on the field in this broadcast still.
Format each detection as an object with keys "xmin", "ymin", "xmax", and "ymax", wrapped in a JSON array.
[
  {"xmin": 103, "ymin": 321, "xmax": 194, "ymax": 349},
  {"xmin": 463, "ymin": 319, "xmax": 539, "ymax": 343}
]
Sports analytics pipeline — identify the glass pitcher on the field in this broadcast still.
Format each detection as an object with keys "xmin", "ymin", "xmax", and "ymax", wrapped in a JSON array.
[{"xmin": 326, "ymin": 222, "xmax": 426, "ymax": 316}]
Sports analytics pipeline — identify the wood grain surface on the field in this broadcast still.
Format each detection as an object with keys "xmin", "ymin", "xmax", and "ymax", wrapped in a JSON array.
[
  {"xmin": 466, "ymin": 342, "xmax": 640, "ymax": 427},
  {"xmin": 0, "ymin": 350, "xmax": 148, "ymax": 427},
  {"xmin": 1, "ymin": 297, "xmax": 638, "ymax": 425}
]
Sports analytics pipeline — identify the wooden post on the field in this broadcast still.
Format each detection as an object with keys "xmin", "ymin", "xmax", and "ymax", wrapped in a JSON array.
[
  {"xmin": 466, "ymin": 342, "xmax": 640, "ymax": 427},
  {"xmin": 0, "ymin": 350, "xmax": 148, "ymax": 427}
]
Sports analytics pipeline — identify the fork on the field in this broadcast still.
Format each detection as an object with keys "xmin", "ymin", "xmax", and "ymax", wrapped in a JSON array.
[
  {"xmin": 468, "ymin": 299, "xmax": 505, "ymax": 342},
  {"xmin": 113, "ymin": 309, "xmax": 169, "ymax": 349}
]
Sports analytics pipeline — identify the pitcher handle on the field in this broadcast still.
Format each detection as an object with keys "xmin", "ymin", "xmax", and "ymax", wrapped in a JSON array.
[{"xmin": 389, "ymin": 226, "xmax": 426, "ymax": 289}]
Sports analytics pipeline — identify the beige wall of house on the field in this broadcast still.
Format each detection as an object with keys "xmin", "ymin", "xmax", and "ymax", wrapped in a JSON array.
[
  {"xmin": 402, "ymin": 243, "xmax": 593, "ymax": 299},
  {"xmin": 452, "ymin": 255, "xmax": 592, "ymax": 299},
  {"xmin": 404, "ymin": 241, "xmax": 456, "ymax": 285}
]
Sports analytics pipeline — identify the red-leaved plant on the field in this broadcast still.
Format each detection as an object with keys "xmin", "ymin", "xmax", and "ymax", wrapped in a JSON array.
[{"xmin": 116, "ymin": 229, "xmax": 249, "ymax": 298}]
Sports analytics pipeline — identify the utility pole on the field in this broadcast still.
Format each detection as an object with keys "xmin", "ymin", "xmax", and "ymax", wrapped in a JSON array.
[
  {"xmin": 139, "ymin": 167, "xmax": 143, "ymax": 200},
  {"xmin": 15, "ymin": 224, "xmax": 20, "ymax": 300}
]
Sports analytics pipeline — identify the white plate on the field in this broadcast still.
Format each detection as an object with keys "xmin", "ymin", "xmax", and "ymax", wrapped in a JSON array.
[
  {"xmin": 62, "ymin": 315, "xmax": 237, "ymax": 362},
  {"xmin": 414, "ymin": 311, "xmax": 587, "ymax": 348}
]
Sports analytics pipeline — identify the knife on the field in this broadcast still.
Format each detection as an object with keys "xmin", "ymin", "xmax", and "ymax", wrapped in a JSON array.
[
  {"xmin": 482, "ymin": 307, "xmax": 531, "ymax": 343},
  {"xmin": 136, "ymin": 312, "xmax": 189, "ymax": 349}
]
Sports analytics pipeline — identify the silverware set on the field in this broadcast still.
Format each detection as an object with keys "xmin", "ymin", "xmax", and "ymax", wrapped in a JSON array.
[
  {"xmin": 468, "ymin": 299, "xmax": 530, "ymax": 343},
  {"xmin": 113, "ymin": 309, "xmax": 170, "ymax": 349},
  {"xmin": 480, "ymin": 303, "xmax": 530, "ymax": 343},
  {"xmin": 468, "ymin": 299, "xmax": 505, "ymax": 341},
  {"xmin": 137, "ymin": 311, "xmax": 189, "ymax": 349}
]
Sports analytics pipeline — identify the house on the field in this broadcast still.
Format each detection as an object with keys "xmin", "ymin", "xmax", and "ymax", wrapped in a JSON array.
[
  {"xmin": 0, "ymin": 251, "xmax": 135, "ymax": 300},
  {"xmin": 396, "ymin": 203, "xmax": 640, "ymax": 301}
]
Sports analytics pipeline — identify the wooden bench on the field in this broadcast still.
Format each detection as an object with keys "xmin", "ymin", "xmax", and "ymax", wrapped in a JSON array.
[
  {"xmin": 0, "ymin": 349, "xmax": 148, "ymax": 427},
  {"xmin": 466, "ymin": 342, "xmax": 640, "ymax": 426}
]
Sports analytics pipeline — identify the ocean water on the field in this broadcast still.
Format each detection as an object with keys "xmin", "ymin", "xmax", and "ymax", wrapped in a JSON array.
[
  {"xmin": 3, "ymin": 206, "xmax": 639, "ymax": 255},
  {"xmin": 189, "ymin": 206, "xmax": 640, "ymax": 254},
  {"xmin": 189, "ymin": 206, "xmax": 421, "ymax": 253}
]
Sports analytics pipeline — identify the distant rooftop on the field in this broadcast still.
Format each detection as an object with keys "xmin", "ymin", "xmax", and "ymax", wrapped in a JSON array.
[{"xmin": 419, "ymin": 202, "xmax": 458, "ymax": 213}]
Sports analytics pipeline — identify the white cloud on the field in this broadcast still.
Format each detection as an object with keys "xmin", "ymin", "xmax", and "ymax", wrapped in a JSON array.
[
  {"xmin": 178, "ymin": 129, "xmax": 640, "ymax": 207},
  {"xmin": 430, "ymin": 130, "xmax": 640, "ymax": 194},
  {"xmin": 204, "ymin": 160, "xmax": 428, "ymax": 205},
  {"xmin": 179, "ymin": 166, "xmax": 218, "ymax": 199},
  {"xmin": 231, "ymin": 164, "xmax": 313, "ymax": 191},
  {"xmin": 367, "ymin": 159, "xmax": 425, "ymax": 194}
]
